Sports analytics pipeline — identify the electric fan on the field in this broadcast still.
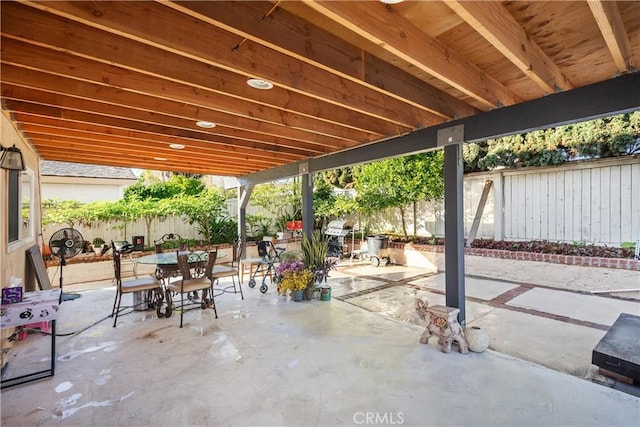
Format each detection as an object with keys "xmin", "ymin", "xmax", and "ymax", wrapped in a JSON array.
[{"xmin": 49, "ymin": 228, "xmax": 84, "ymax": 302}]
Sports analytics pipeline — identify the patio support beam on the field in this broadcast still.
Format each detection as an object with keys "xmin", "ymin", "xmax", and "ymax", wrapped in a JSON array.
[
  {"xmin": 443, "ymin": 138, "xmax": 466, "ymax": 326},
  {"xmin": 301, "ymin": 169, "xmax": 314, "ymax": 239},
  {"xmin": 238, "ymin": 184, "xmax": 253, "ymax": 255},
  {"xmin": 240, "ymin": 72, "xmax": 640, "ymax": 186}
]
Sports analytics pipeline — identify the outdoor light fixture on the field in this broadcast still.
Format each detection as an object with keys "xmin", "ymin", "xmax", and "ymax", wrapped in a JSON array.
[
  {"xmin": 196, "ymin": 120, "xmax": 216, "ymax": 128},
  {"xmin": 246, "ymin": 78, "xmax": 274, "ymax": 90},
  {"xmin": 169, "ymin": 143, "xmax": 185, "ymax": 150},
  {"xmin": 0, "ymin": 144, "xmax": 25, "ymax": 171},
  {"xmin": 380, "ymin": 0, "xmax": 404, "ymax": 4}
]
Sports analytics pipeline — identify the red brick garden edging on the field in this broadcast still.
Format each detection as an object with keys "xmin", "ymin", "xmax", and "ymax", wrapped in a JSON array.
[{"xmin": 390, "ymin": 242, "xmax": 639, "ymax": 271}]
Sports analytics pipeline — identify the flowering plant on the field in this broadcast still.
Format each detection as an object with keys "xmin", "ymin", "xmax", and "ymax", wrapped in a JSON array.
[{"xmin": 275, "ymin": 260, "xmax": 314, "ymax": 295}]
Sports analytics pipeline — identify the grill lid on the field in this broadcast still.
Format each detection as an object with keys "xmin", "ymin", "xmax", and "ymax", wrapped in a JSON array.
[
  {"xmin": 325, "ymin": 219, "xmax": 354, "ymax": 236},
  {"xmin": 325, "ymin": 228, "xmax": 352, "ymax": 237},
  {"xmin": 326, "ymin": 219, "xmax": 354, "ymax": 230}
]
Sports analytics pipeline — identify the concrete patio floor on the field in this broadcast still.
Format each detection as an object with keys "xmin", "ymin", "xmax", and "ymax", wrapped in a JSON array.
[{"xmin": 1, "ymin": 256, "xmax": 639, "ymax": 426}]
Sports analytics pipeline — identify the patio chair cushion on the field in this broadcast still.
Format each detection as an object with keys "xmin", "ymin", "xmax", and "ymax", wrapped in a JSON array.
[
  {"xmin": 210, "ymin": 265, "xmax": 236, "ymax": 277},
  {"xmin": 120, "ymin": 276, "xmax": 162, "ymax": 293},
  {"xmin": 166, "ymin": 277, "xmax": 212, "ymax": 294}
]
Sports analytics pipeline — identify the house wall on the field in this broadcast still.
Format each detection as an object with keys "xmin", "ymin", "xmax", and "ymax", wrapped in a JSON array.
[
  {"xmin": 1, "ymin": 113, "xmax": 42, "ymax": 290},
  {"xmin": 41, "ymin": 176, "xmax": 136, "ymax": 203}
]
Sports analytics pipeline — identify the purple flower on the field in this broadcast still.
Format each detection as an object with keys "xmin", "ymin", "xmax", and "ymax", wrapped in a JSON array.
[{"xmin": 276, "ymin": 259, "xmax": 305, "ymax": 275}]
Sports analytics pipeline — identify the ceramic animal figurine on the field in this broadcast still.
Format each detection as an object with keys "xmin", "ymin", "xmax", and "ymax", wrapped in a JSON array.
[{"xmin": 415, "ymin": 298, "xmax": 468, "ymax": 354}]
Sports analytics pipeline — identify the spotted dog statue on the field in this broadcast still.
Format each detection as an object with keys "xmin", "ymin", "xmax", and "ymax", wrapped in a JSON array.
[{"xmin": 415, "ymin": 298, "xmax": 468, "ymax": 354}]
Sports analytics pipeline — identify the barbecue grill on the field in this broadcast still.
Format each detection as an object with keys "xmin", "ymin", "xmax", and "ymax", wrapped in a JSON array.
[{"xmin": 325, "ymin": 219, "xmax": 354, "ymax": 258}]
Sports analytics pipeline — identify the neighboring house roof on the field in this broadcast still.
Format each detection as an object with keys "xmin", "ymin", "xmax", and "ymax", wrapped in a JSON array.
[{"xmin": 40, "ymin": 161, "xmax": 137, "ymax": 180}]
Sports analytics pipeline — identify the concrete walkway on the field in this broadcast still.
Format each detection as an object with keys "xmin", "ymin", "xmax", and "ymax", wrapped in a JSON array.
[
  {"xmin": 329, "ymin": 256, "xmax": 639, "ymax": 389},
  {"xmin": 1, "ymin": 255, "xmax": 639, "ymax": 426}
]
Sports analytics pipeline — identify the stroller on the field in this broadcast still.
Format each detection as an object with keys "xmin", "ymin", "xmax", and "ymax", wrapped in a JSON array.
[{"xmin": 248, "ymin": 240, "xmax": 285, "ymax": 293}]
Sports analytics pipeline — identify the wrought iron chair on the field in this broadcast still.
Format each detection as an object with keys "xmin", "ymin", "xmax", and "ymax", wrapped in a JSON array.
[
  {"xmin": 153, "ymin": 233, "xmax": 184, "ymax": 280},
  {"xmin": 210, "ymin": 239, "xmax": 244, "ymax": 300},
  {"xmin": 111, "ymin": 241, "xmax": 164, "ymax": 327},
  {"xmin": 166, "ymin": 249, "xmax": 218, "ymax": 328}
]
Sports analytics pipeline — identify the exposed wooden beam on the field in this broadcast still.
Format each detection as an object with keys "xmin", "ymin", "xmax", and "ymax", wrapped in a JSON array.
[
  {"xmin": 6, "ymin": 108, "xmax": 305, "ymax": 161},
  {"xmin": 28, "ymin": 137, "xmax": 262, "ymax": 172},
  {"xmin": 241, "ymin": 72, "xmax": 640, "ymax": 184},
  {"xmin": 1, "ymin": 3, "xmax": 396, "ymax": 138},
  {"xmin": 302, "ymin": 0, "xmax": 518, "ymax": 110},
  {"xmin": 588, "ymin": 0, "xmax": 635, "ymax": 73},
  {"xmin": 18, "ymin": 123, "xmax": 282, "ymax": 167},
  {"xmin": 23, "ymin": 0, "xmax": 442, "ymax": 128},
  {"xmin": 0, "ymin": 63, "xmax": 353, "ymax": 151},
  {"xmin": 166, "ymin": 0, "xmax": 478, "ymax": 120},
  {"xmin": 25, "ymin": 129, "xmax": 263, "ymax": 171},
  {"xmin": 1, "ymin": 83, "xmax": 328, "ymax": 156},
  {"xmin": 444, "ymin": 0, "xmax": 572, "ymax": 93},
  {"xmin": 31, "ymin": 142, "xmax": 260, "ymax": 173},
  {"xmin": 32, "ymin": 147, "xmax": 239, "ymax": 176},
  {"xmin": 5, "ymin": 101, "xmax": 312, "ymax": 159}
]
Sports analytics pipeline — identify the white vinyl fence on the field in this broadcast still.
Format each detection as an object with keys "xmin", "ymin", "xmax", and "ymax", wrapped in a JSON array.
[{"xmin": 43, "ymin": 156, "xmax": 639, "ymax": 248}]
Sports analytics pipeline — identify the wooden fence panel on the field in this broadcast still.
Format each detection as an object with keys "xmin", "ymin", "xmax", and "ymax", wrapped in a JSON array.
[{"xmin": 42, "ymin": 157, "xmax": 639, "ymax": 248}]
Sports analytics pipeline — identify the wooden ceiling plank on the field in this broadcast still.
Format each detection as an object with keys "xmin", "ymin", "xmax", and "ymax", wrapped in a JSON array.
[
  {"xmin": 28, "ymin": 137, "xmax": 264, "ymax": 171},
  {"xmin": 22, "ymin": 0, "xmax": 440, "ymax": 128},
  {"xmin": 167, "ymin": 0, "xmax": 477, "ymax": 120},
  {"xmin": 6, "ymin": 100, "xmax": 311, "ymax": 158},
  {"xmin": 1, "ymin": 82, "xmax": 331, "ymax": 155},
  {"xmin": 0, "ymin": 61, "xmax": 355, "ymax": 151},
  {"xmin": 301, "ymin": 1, "xmax": 518, "ymax": 109},
  {"xmin": 0, "ymin": 37, "xmax": 374, "ymax": 146},
  {"xmin": 21, "ymin": 127, "xmax": 281, "ymax": 168},
  {"xmin": 587, "ymin": 0, "xmax": 635, "ymax": 73},
  {"xmin": 16, "ymin": 117, "xmax": 287, "ymax": 166},
  {"xmin": 0, "ymin": 4, "xmax": 394, "ymax": 138},
  {"xmin": 444, "ymin": 0, "xmax": 572, "ymax": 94},
  {"xmin": 32, "ymin": 147, "xmax": 246, "ymax": 176}
]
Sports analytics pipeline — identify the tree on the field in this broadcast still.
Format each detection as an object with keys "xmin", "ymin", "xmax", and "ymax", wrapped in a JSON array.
[
  {"xmin": 312, "ymin": 178, "xmax": 337, "ymax": 229},
  {"xmin": 124, "ymin": 175, "xmax": 205, "ymax": 200},
  {"xmin": 353, "ymin": 152, "xmax": 444, "ymax": 238},
  {"xmin": 41, "ymin": 199, "xmax": 87, "ymax": 229},
  {"xmin": 175, "ymin": 189, "xmax": 234, "ymax": 244},
  {"xmin": 464, "ymin": 112, "xmax": 640, "ymax": 172},
  {"xmin": 250, "ymin": 180, "xmax": 302, "ymax": 232}
]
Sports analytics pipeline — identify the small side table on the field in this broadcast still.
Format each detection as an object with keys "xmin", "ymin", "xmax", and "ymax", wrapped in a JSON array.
[
  {"xmin": 1, "ymin": 289, "xmax": 61, "ymax": 389},
  {"xmin": 423, "ymin": 305, "xmax": 469, "ymax": 353}
]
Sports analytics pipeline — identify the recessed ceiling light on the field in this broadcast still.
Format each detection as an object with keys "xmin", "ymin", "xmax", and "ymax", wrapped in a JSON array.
[
  {"xmin": 169, "ymin": 143, "xmax": 185, "ymax": 150},
  {"xmin": 380, "ymin": 0, "xmax": 404, "ymax": 3},
  {"xmin": 247, "ymin": 78, "xmax": 274, "ymax": 90},
  {"xmin": 196, "ymin": 120, "xmax": 216, "ymax": 128},
  {"xmin": 154, "ymin": 157, "xmax": 167, "ymax": 161}
]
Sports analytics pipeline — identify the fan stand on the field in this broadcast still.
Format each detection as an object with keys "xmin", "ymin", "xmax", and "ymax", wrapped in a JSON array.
[{"xmin": 58, "ymin": 255, "xmax": 81, "ymax": 302}]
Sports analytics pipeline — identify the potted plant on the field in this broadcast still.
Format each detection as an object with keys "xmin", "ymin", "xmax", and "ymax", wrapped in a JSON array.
[
  {"xmin": 275, "ymin": 259, "xmax": 314, "ymax": 301},
  {"xmin": 92, "ymin": 237, "xmax": 106, "ymax": 256},
  {"xmin": 300, "ymin": 232, "xmax": 338, "ymax": 299}
]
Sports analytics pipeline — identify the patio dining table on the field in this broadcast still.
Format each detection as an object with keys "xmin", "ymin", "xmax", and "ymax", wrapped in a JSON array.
[{"xmin": 135, "ymin": 250, "xmax": 227, "ymax": 281}]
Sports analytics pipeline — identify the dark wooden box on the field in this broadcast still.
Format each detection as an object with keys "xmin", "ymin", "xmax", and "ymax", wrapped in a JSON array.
[{"xmin": 592, "ymin": 313, "xmax": 640, "ymax": 382}]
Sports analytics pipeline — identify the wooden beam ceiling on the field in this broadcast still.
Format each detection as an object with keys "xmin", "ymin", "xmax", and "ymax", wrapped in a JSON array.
[
  {"xmin": 588, "ymin": 0, "xmax": 636, "ymax": 73},
  {"xmin": 0, "ymin": 1, "xmax": 637, "ymax": 177}
]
